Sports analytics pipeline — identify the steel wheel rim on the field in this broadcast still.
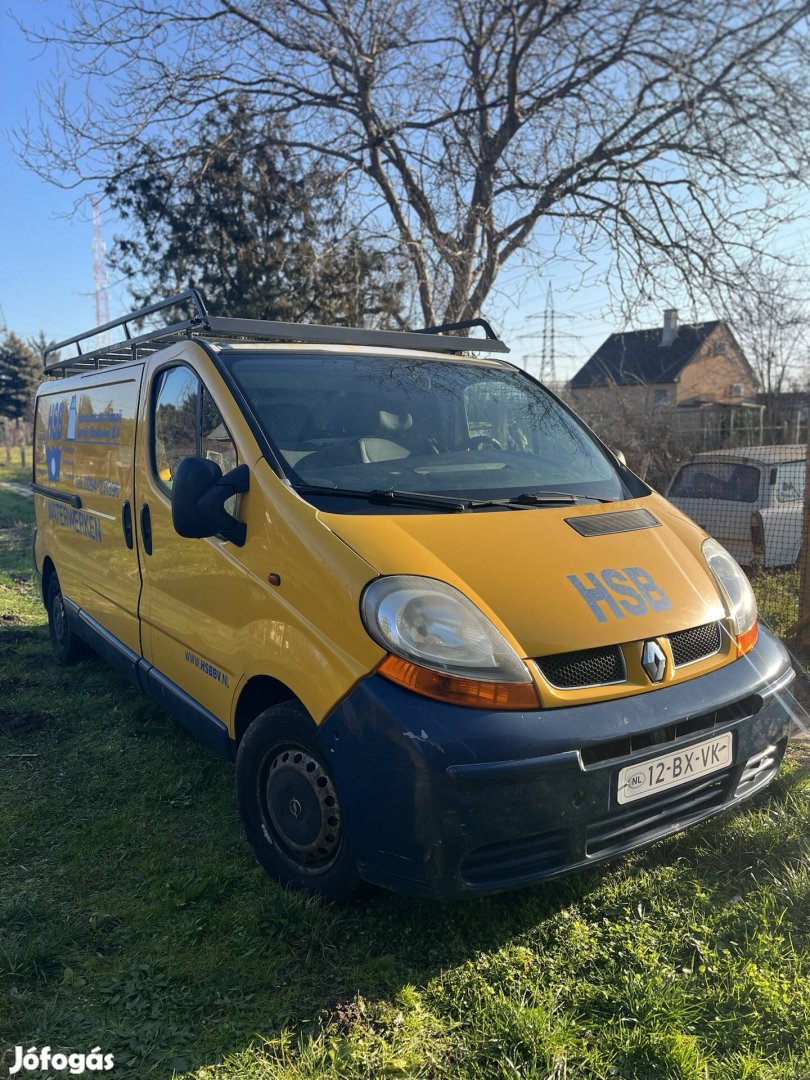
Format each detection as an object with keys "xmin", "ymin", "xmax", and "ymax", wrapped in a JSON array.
[
  {"xmin": 52, "ymin": 589, "xmax": 67, "ymax": 645},
  {"xmin": 259, "ymin": 743, "xmax": 342, "ymax": 873}
]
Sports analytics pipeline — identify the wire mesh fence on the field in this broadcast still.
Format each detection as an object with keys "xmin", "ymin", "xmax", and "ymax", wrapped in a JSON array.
[{"xmin": 664, "ymin": 443, "xmax": 806, "ymax": 644}]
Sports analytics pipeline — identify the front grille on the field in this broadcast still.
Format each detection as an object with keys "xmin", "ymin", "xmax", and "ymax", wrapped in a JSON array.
[
  {"xmin": 536, "ymin": 645, "xmax": 625, "ymax": 689},
  {"xmin": 537, "ymin": 620, "xmax": 723, "ymax": 693},
  {"xmin": 580, "ymin": 693, "xmax": 761, "ymax": 767},
  {"xmin": 586, "ymin": 770, "xmax": 732, "ymax": 857},
  {"xmin": 670, "ymin": 622, "xmax": 722, "ymax": 666},
  {"xmin": 461, "ymin": 829, "xmax": 568, "ymax": 886}
]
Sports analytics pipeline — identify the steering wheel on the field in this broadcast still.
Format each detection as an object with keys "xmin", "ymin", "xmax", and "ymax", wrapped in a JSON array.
[{"xmin": 464, "ymin": 435, "xmax": 503, "ymax": 451}]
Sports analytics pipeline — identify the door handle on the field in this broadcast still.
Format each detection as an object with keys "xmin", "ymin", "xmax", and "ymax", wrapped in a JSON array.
[
  {"xmin": 121, "ymin": 501, "xmax": 134, "ymax": 550},
  {"xmin": 140, "ymin": 503, "xmax": 153, "ymax": 556}
]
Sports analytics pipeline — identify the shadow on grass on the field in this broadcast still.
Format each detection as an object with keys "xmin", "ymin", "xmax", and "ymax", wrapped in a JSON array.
[{"xmin": 1, "ymin": 622, "xmax": 808, "ymax": 1078}]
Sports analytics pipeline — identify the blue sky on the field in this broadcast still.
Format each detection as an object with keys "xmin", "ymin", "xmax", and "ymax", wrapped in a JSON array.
[
  {"xmin": 0, "ymin": 0, "xmax": 128, "ymax": 349},
  {"xmin": 1, "ymin": 1, "xmax": 807, "ymax": 381}
]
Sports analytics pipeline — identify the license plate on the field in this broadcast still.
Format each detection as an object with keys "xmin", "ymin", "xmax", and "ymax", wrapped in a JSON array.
[{"xmin": 617, "ymin": 732, "xmax": 733, "ymax": 805}]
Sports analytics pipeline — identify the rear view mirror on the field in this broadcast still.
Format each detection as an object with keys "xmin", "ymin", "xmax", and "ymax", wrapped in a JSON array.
[{"xmin": 171, "ymin": 457, "xmax": 250, "ymax": 546}]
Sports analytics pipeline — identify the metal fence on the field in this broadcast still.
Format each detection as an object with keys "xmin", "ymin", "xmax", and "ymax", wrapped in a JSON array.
[{"xmin": 664, "ymin": 444, "xmax": 806, "ymax": 646}]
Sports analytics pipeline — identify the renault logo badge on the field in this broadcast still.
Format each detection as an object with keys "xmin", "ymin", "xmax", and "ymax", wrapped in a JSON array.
[{"xmin": 641, "ymin": 640, "xmax": 667, "ymax": 683}]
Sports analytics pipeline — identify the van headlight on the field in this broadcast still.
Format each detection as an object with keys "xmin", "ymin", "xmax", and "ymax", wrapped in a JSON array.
[
  {"xmin": 701, "ymin": 538, "xmax": 758, "ymax": 654},
  {"xmin": 361, "ymin": 576, "xmax": 539, "ymax": 709}
]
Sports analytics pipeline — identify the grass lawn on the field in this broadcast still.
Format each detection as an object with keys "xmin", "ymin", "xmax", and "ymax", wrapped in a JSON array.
[
  {"xmin": 1, "ymin": 455, "xmax": 809, "ymax": 1080},
  {"xmin": 749, "ymin": 566, "xmax": 800, "ymax": 642}
]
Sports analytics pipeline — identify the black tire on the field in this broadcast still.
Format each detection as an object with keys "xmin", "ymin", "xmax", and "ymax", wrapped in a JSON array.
[
  {"xmin": 46, "ymin": 573, "xmax": 88, "ymax": 665},
  {"xmin": 236, "ymin": 701, "xmax": 362, "ymax": 901}
]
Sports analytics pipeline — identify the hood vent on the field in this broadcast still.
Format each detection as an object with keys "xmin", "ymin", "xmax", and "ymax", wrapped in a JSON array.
[{"xmin": 565, "ymin": 508, "xmax": 661, "ymax": 537}]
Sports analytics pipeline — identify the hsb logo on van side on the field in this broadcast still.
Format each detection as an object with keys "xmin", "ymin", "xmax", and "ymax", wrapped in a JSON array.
[{"xmin": 567, "ymin": 567, "xmax": 671, "ymax": 623}]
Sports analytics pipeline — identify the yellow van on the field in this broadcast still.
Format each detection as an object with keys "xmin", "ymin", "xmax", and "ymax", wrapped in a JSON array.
[{"xmin": 33, "ymin": 291, "xmax": 795, "ymax": 899}]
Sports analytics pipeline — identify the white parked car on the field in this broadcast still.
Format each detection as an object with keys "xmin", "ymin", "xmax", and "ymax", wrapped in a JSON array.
[{"xmin": 667, "ymin": 445, "xmax": 805, "ymax": 569}]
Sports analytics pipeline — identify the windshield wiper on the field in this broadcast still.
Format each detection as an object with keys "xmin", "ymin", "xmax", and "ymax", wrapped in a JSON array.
[
  {"xmin": 294, "ymin": 485, "xmax": 614, "ymax": 512},
  {"xmin": 294, "ymin": 485, "xmax": 469, "ymax": 512},
  {"xmin": 467, "ymin": 492, "xmax": 576, "ymax": 508},
  {"xmin": 458, "ymin": 491, "xmax": 613, "ymax": 509},
  {"xmin": 369, "ymin": 489, "xmax": 471, "ymax": 511},
  {"xmin": 509, "ymin": 491, "xmax": 613, "ymax": 505}
]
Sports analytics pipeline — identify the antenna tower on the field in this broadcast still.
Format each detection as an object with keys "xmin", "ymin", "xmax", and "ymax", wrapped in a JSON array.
[
  {"xmin": 541, "ymin": 283, "xmax": 557, "ymax": 384},
  {"xmin": 92, "ymin": 197, "xmax": 110, "ymax": 346}
]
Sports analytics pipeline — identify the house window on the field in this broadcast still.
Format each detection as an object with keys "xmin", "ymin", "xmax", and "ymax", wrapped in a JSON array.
[
  {"xmin": 654, "ymin": 389, "xmax": 670, "ymax": 406},
  {"xmin": 730, "ymin": 383, "xmax": 744, "ymax": 397}
]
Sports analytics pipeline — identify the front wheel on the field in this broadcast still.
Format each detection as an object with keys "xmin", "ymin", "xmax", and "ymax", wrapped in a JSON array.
[{"xmin": 235, "ymin": 701, "xmax": 362, "ymax": 901}]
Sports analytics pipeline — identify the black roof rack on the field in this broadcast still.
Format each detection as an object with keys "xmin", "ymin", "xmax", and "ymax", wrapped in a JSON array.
[{"xmin": 44, "ymin": 290, "xmax": 509, "ymax": 376}]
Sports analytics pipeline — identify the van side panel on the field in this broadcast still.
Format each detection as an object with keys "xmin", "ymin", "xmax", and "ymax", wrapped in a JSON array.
[{"xmin": 34, "ymin": 372, "xmax": 144, "ymax": 655}]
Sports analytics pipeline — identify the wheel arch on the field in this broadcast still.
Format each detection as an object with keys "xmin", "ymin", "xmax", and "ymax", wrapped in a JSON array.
[
  {"xmin": 233, "ymin": 675, "xmax": 299, "ymax": 745},
  {"xmin": 41, "ymin": 556, "xmax": 57, "ymax": 606}
]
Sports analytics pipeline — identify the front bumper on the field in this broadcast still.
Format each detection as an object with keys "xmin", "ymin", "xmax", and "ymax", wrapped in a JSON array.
[{"xmin": 320, "ymin": 625, "xmax": 795, "ymax": 897}]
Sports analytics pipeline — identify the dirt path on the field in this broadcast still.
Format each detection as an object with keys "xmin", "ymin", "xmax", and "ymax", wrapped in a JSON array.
[{"xmin": 0, "ymin": 482, "xmax": 32, "ymax": 499}]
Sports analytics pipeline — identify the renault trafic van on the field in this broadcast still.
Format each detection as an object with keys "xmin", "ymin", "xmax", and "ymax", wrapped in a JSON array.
[{"xmin": 33, "ymin": 291, "xmax": 796, "ymax": 899}]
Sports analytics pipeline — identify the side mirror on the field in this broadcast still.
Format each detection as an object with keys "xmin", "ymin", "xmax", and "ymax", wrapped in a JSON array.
[
  {"xmin": 614, "ymin": 449, "xmax": 627, "ymax": 466},
  {"xmin": 171, "ymin": 457, "xmax": 250, "ymax": 546}
]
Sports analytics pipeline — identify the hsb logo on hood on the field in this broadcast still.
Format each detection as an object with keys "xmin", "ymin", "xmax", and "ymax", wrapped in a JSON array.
[{"xmin": 567, "ymin": 567, "xmax": 671, "ymax": 622}]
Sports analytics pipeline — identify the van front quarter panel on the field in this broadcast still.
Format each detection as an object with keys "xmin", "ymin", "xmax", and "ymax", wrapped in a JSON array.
[{"xmin": 223, "ymin": 458, "xmax": 386, "ymax": 732}]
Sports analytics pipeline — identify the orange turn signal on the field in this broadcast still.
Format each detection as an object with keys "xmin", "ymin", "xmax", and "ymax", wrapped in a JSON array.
[
  {"xmin": 377, "ymin": 654, "xmax": 540, "ymax": 710},
  {"xmin": 736, "ymin": 619, "xmax": 758, "ymax": 657}
]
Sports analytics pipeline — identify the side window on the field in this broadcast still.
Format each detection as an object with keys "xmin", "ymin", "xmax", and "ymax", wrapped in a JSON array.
[
  {"xmin": 201, "ymin": 386, "xmax": 237, "ymax": 475},
  {"xmin": 775, "ymin": 461, "xmax": 805, "ymax": 503},
  {"xmin": 153, "ymin": 367, "xmax": 199, "ymax": 491},
  {"xmin": 152, "ymin": 368, "xmax": 238, "ymax": 500},
  {"xmin": 201, "ymin": 385, "xmax": 238, "ymax": 515}
]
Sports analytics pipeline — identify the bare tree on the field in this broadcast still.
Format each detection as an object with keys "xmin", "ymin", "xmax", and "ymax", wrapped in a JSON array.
[
  {"xmin": 17, "ymin": 0, "xmax": 810, "ymax": 324},
  {"xmin": 710, "ymin": 259, "xmax": 810, "ymax": 428}
]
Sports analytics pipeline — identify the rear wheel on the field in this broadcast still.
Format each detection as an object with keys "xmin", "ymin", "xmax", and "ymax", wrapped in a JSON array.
[
  {"xmin": 46, "ymin": 573, "xmax": 88, "ymax": 665},
  {"xmin": 236, "ymin": 701, "xmax": 362, "ymax": 901}
]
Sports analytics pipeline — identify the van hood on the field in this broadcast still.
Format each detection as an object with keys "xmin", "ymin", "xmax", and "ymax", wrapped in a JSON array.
[{"xmin": 322, "ymin": 494, "xmax": 726, "ymax": 658}]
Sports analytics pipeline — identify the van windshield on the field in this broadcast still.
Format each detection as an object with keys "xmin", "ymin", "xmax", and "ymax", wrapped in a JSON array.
[{"xmin": 227, "ymin": 351, "xmax": 633, "ymax": 509}]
